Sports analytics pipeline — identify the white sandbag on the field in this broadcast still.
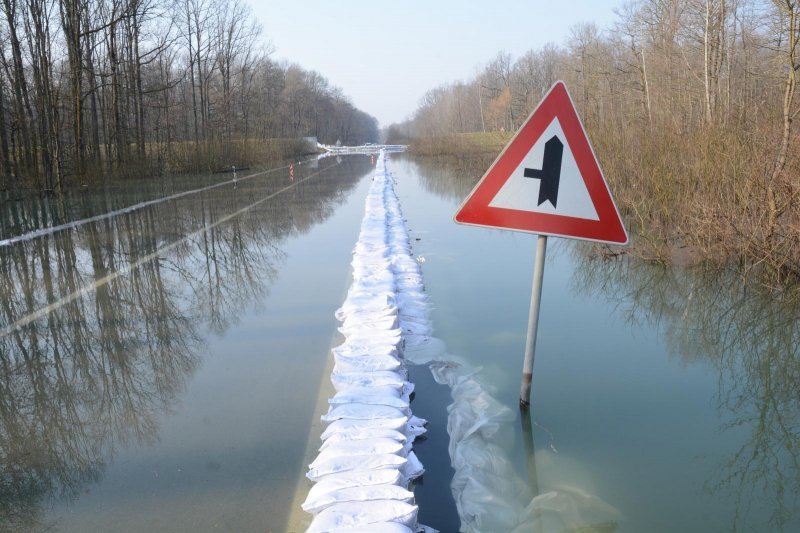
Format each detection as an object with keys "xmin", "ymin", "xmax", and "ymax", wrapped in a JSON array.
[
  {"xmin": 347, "ymin": 280, "xmax": 396, "ymax": 295},
  {"xmin": 345, "ymin": 283, "xmax": 394, "ymax": 297},
  {"xmin": 331, "ymin": 370, "xmax": 407, "ymax": 392},
  {"xmin": 307, "ymin": 453, "xmax": 407, "ymax": 481},
  {"xmin": 353, "ymin": 243, "xmax": 390, "ymax": 257},
  {"xmin": 396, "ymin": 273, "xmax": 424, "ymax": 285},
  {"xmin": 333, "ymin": 342, "xmax": 399, "ymax": 359},
  {"xmin": 334, "ymin": 355, "xmax": 403, "ymax": 374},
  {"xmin": 400, "ymin": 321, "xmax": 432, "ymax": 336},
  {"xmin": 406, "ymin": 417, "xmax": 428, "ymax": 439},
  {"xmin": 305, "ymin": 155, "xmax": 430, "ymax": 531},
  {"xmin": 400, "ymin": 451, "xmax": 425, "ymax": 481},
  {"xmin": 397, "ymin": 312, "xmax": 429, "ymax": 326},
  {"xmin": 351, "ymin": 258, "xmax": 392, "ymax": 273},
  {"xmin": 322, "ymin": 403, "xmax": 410, "ymax": 423},
  {"xmin": 306, "ymin": 501, "xmax": 418, "ymax": 533},
  {"xmin": 320, "ymin": 428, "xmax": 408, "ymax": 450},
  {"xmin": 335, "ymin": 339, "xmax": 402, "ymax": 357},
  {"xmin": 329, "ymin": 390, "xmax": 409, "ymax": 410},
  {"xmin": 398, "ymin": 303, "xmax": 430, "ymax": 319},
  {"xmin": 310, "ymin": 438, "xmax": 405, "ymax": 469},
  {"xmin": 394, "ymin": 291, "xmax": 429, "ymax": 307},
  {"xmin": 391, "ymin": 256, "xmax": 421, "ymax": 270},
  {"xmin": 340, "ymin": 306, "xmax": 395, "ymax": 321},
  {"xmin": 339, "ymin": 321, "xmax": 401, "ymax": 338},
  {"xmin": 337, "ymin": 293, "xmax": 396, "ymax": 314},
  {"xmin": 341, "ymin": 314, "xmax": 399, "ymax": 332},
  {"xmin": 331, "ymin": 383, "xmax": 404, "ymax": 399},
  {"xmin": 306, "ymin": 469, "xmax": 403, "ymax": 504},
  {"xmin": 342, "ymin": 328, "xmax": 402, "ymax": 344},
  {"xmin": 302, "ymin": 484, "xmax": 414, "ymax": 514},
  {"xmin": 320, "ymin": 417, "xmax": 409, "ymax": 441},
  {"xmin": 343, "ymin": 523, "xmax": 414, "ymax": 533}
]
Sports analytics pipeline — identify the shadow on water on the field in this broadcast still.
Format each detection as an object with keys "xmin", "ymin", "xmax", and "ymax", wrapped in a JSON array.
[
  {"xmin": 0, "ymin": 157, "xmax": 371, "ymax": 530},
  {"xmin": 407, "ymin": 365, "xmax": 460, "ymax": 531}
]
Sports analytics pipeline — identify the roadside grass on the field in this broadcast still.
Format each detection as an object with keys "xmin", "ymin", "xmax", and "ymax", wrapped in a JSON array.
[
  {"xmin": 408, "ymin": 132, "xmax": 513, "ymax": 156},
  {"xmin": 7, "ymin": 138, "xmax": 318, "ymax": 188}
]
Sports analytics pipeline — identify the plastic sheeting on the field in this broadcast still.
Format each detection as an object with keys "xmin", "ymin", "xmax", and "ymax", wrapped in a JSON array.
[
  {"xmin": 303, "ymin": 152, "xmax": 436, "ymax": 533},
  {"xmin": 408, "ymin": 293, "xmax": 623, "ymax": 532}
]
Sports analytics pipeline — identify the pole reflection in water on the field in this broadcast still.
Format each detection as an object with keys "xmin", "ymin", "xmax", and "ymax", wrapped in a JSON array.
[
  {"xmin": 0, "ymin": 156, "xmax": 373, "ymax": 530},
  {"xmin": 521, "ymin": 411, "xmax": 540, "ymax": 498}
]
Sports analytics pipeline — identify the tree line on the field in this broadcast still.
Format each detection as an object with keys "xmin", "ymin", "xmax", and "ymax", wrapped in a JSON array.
[
  {"xmin": 0, "ymin": 0, "xmax": 378, "ymax": 191},
  {"xmin": 390, "ymin": 0, "xmax": 800, "ymax": 285}
]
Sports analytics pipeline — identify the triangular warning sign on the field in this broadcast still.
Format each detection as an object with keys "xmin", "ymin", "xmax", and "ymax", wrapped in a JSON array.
[{"xmin": 454, "ymin": 81, "xmax": 628, "ymax": 245}]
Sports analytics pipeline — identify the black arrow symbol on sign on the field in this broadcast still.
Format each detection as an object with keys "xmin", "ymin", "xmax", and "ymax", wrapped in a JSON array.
[{"xmin": 524, "ymin": 135, "xmax": 563, "ymax": 208}]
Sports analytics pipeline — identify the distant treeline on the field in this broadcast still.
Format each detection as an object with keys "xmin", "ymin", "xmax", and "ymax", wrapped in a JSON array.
[
  {"xmin": 0, "ymin": 0, "xmax": 379, "ymax": 190},
  {"xmin": 389, "ymin": 1, "xmax": 800, "ymax": 286}
]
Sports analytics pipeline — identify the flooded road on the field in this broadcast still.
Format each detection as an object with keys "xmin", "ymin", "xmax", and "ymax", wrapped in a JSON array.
[
  {"xmin": 1, "ymin": 153, "xmax": 798, "ymax": 532},
  {"xmin": 1, "ymin": 157, "xmax": 375, "ymax": 531}
]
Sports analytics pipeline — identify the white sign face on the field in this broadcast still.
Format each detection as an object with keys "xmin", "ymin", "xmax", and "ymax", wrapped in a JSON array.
[{"xmin": 488, "ymin": 118, "xmax": 599, "ymax": 221}]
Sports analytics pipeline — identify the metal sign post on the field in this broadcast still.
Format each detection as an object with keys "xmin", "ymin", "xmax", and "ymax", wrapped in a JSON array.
[{"xmin": 520, "ymin": 235, "xmax": 547, "ymax": 409}]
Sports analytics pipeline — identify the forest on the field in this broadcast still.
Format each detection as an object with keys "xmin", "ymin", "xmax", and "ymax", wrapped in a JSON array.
[
  {"xmin": 389, "ymin": 0, "xmax": 800, "ymax": 286},
  {"xmin": 0, "ymin": 0, "xmax": 379, "ymax": 191}
]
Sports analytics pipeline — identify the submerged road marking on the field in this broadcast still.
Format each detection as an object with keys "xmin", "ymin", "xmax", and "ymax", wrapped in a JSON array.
[
  {"xmin": 0, "ymin": 161, "xmax": 309, "ymax": 248},
  {"xmin": 0, "ymin": 163, "xmax": 338, "ymax": 338}
]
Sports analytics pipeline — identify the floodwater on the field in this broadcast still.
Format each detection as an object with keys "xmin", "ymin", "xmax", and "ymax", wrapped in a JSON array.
[
  {"xmin": 394, "ymin": 154, "xmax": 800, "ymax": 533},
  {"xmin": 0, "ymin": 157, "xmax": 375, "ymax": 532},
  {"xmin": 0, "ymin": 153, "xmax": 798, "ymax": 532}
]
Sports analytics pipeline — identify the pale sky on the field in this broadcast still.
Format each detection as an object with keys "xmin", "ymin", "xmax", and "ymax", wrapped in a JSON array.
[{"xmin": 246, "ymin": 1, "xmax": 621, "ymax": 127}]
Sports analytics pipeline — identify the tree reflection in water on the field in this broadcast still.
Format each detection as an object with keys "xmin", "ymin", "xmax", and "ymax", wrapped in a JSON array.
[
  {"xmin": 0, "ymin": 157, "xmax": 369, "ymax": 529},
  {"xmin": 401, "ymin": 153, "xmax": 495, "ymax": 202},
  {"xmin": 571, "ymin": 251, "xmax": 800, "ymax": 531},
  {"xmin": 406, "ymin": 153, "xmax": 798, "ymax": 531}
]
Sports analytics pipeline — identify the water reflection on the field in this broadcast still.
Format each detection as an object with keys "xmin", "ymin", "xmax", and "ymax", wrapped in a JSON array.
[
  {"xmin": 571, "ymin": 251, "xmax": 800, "ymax": 530},
  {"xmin": 400, "ymin": 153, "xmax": 494, "ymax": 202},
  {"xmin": 406, "ymin": 153, "xmax": 799, "ymax": 531},
  {"xmin": 0, "ymin": 157, "xmax": 370, "ymax": 529}
]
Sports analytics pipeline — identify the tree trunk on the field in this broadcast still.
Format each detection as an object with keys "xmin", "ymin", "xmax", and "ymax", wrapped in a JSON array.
[{"xmin": 60, "ymin": 0, "xmax": 85, "ymax": 177}]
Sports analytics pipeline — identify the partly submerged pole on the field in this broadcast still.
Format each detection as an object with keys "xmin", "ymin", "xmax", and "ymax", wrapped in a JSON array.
[{"xmin": 520, "ymin": 234, "xmax": 547, "ymax": 410}]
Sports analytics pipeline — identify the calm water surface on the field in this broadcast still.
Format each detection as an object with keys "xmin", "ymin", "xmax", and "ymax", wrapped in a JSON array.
[
  {"xmin": 1, "ymin": 153, "xmax": 798, "ymax": 532},
  {"xmin": 394, "ymin": 154, "xmax": 799, "ymax": 533},
  {"xmin": 1, "ymin": 157, "xmax": 374, "ymax": 531}
]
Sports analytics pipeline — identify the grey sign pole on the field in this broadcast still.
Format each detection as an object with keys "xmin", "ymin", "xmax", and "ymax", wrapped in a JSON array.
[{"xmin": 520, "ymin": 234, "xmax": 547, "ymax": 410}]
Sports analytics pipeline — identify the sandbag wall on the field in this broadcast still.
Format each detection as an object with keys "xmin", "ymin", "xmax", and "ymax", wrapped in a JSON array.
[{"xmin": 303, "ymin": 152, "xmax": 433, "ymax": 533}]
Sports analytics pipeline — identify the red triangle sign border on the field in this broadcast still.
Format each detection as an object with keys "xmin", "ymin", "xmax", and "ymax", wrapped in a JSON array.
[{"xmin": 454, "ymin": 81, "xmax": 629, "ymax": 245}]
